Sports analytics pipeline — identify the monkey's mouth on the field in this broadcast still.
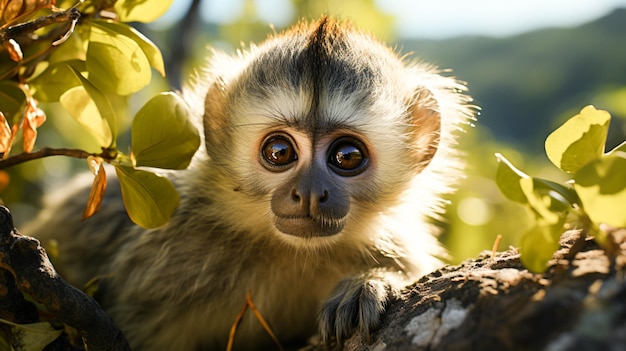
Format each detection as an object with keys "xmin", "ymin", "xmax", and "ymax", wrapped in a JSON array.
[{"xmin": 274, "ymin": 216, "xmax": 345, "ymax": 238}]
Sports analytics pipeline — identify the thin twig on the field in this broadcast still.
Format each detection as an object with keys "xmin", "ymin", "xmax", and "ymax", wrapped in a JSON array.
[
  {"xmin": 52, "ymin": 11, "xmax": 79, "ymax": 46},
  {"xmin": 226, "ymin": 292, "xmax": 284, "ymax": 351},
  {"xmin": 0, "ymin": 147, "xmax": 115, "ymax": 169},
  {"xmin": 491, "ymin": 234, "xmax": 502, "ymax": 261},
  {"xmin": 0, "ymin": 8, "xmax": 81, "ymax": 42},
  {"xmin": 226, "ymin": 298, "xmax": 249, "ymax": 351},
  {"xmin": 246, "ymin": 292, "xmax": 284, "ymax": 351}
]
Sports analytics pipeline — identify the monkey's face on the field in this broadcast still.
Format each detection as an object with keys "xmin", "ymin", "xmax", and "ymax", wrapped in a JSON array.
[
  {"xmin": 201, "ymin": 19, "xmax": 444, "ymax": 244},
  {"xmin": 259, "ymin": 129, "xmax": 369, "ymax": 238}
]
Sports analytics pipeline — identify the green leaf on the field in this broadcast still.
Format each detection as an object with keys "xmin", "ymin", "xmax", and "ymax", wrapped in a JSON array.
[
  {"xmin": 520, "ymin": 177, "xmax": 564, "ymax": 225},
  {"xmin": 545, "ymin": 105, "xmax": 610, "ymax": 173},
  {"xmin": 60, "ymin": 86, "xmax": 112, "ymax": 147},
  {"xmin": 9, "ymin": 321, "xmax": 62, "ymax": 351},
  {"xmin": 60, "ymin": 67, "xmax": 117, "ymax": 147},
  {"xmin": 91, "ymin": 20, "xmax": 165, "ymax": 76},
  {"xmin": 532, "ymin": 178, "xmax": 581, "ymax": 210},
  {"xmin": 115, "ymin": 165, "xmax": 179, "ymax": 228},
  {"xmin": 0, "ymin": 81, "xmax": 26, "ymax": 125},
  {"xmin": 114, "ymin": 0, "xmax": 174, "ymax": 23},
  {"xmin": 495, "ymin": 153, "xmax": 529, "ymax": 203},
  {"xmin": 131, "ymin": 92, "xmax": 200, "ymax": 170},
  {"xmin": 519, "ymin": 223, "xmax": 562, "ymax": 273},
  {"xmin": 86, "ymin": 22, "xmax": 151, "ymax": 96},
  {"xmin": 496, "ymin": 153, "xmax": 580, "ymax": 211},
  {"xmin": 574, "ymin": 152, "xmax": 626, "ymax": 227},
  {"xmin": 29, "ymin": 61, "xmax": 84, "ymax": 102}
]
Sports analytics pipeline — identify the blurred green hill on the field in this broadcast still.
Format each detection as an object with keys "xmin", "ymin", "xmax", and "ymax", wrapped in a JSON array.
[{"xmin": 401, "ymin": 8, "xmax": 626, "ymax": 154}]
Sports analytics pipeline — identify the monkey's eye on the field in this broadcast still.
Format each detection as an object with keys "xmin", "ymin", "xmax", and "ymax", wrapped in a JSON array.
[
  {"xmin": 328, "ymin": 137, "xmax": 369, "ymax": 176},
  {"xmin": 260, "ymin": 133, "xmax": 298, "ymax": 171}
]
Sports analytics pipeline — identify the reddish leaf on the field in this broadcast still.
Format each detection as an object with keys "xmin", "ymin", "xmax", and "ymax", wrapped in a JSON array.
[
  {"xmin": 21, "ymin": 96, "xmax": 45, "ymax": 153},
  {"xmin": 0, "ymin": 0, "xmax": 55, "ymax": 26},
  {"xmin": 82, "ymin": 157, "xmax": 107, "ymax": 220},
  {"xmin": 0, "ymin": 111, "xmax": 13, "ymax": 157}
]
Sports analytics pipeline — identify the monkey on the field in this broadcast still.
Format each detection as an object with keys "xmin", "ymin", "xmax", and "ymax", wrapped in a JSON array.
[{"xmin": 25, "ymin": 17, "xmax": 474, "ymax": 350}]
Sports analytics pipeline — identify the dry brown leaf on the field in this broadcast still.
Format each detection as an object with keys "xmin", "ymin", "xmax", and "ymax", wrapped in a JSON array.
[
  {"xmin": 0, "ymin": 111, "xmax": 13, "ymax": 157},
  {"xmin": 21, "ymin": 96, "xmax": 45, "ymax": 153},
  {"xmin": 1, "ymin": 0, "xmax": 25, "ymax": 25},
  {"xmin": 82, "ymin": 156, "xmax": 106, "ymax": 220},
  {"xmin": 0, "ymin": 0, "xmax": 55, "ymax": 27}
]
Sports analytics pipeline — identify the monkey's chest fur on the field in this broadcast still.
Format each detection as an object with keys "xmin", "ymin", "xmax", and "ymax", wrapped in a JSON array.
[{"xmin": 91, "ymin": 189, "xmax": 381, "ymax": 350}]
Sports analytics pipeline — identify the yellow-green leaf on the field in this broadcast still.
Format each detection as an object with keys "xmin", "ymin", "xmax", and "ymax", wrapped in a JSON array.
[
  {"xmin": 60, "ymin": 87, "xmax": 112, "ymax": 147},
  {"xmin": 29, "ymin": 61, "xmax": 83, "ymax": 102},
  {"xmin": 545, "ymin": 105, "xmax": 610, "ymax": 173},
  {"xmin": 60, "ymin": 67, "xmax": 117, "ymax": 147},
  {"xmin": 114, "ymin": 0, "xmax": 174, "ymax": 23},
  {"xmin": 9, "ymin": 321, "xmax": 62, "ymax": 351},
  {"xmin": 519, "ymin": 224, "xmax": 562, "ymax": 273},
  {"xmin": 86, "ymin": 22, "xmax": 151, "ymax": 96},
  {"xmin": 115, "ymin": 165, "xmax": 179, "ymax": 228},
  {"xmin": 520, "ymin": 177, "xmax": 562, "ymax": 225},
  {"xmin": 574, "ymin": 152, "xmax": 626, "ymax": 227},
  {"xmin": 132, "ymin": 92, "xmax": 200, "ymax": 170},
  {"xmin": 496, "ymin": 153, "xmax": 579, "ymax": 211},
  {"xmin": 495, "ymin": 153, "xmax": 529, "ymax": 203},
  {"xmin": 91, "ymin": 19, "xmax": 165, "ymax": 76}
]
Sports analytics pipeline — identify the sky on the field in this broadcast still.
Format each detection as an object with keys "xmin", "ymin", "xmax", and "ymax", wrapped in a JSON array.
[
  {"xmin": 382, "ymin": 0, "xmax": 626, "ymax": 38},
  {"xmin": 158, "ymin": 0, "xmax": 626, "ymax": 39}
]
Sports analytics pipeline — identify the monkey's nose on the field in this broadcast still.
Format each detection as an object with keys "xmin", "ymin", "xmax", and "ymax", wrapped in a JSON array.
[{"xmin": 290, "ymin": 188, "xmax": 330, "ymax": 212}]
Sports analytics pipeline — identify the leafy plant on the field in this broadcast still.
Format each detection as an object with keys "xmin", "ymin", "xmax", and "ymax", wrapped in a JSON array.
[
  {"xmin": 0, "ymin": 0, "xmax": 200, "ymax": 228},
  {"xmin": 496, "ymin": 105, "xmax": 626, "ymax": 272}
]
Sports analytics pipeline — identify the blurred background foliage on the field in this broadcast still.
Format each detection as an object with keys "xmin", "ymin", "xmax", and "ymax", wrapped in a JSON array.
[{"xmin": 3, "ymin": 0, "xmax": 626, "ymax": 264}]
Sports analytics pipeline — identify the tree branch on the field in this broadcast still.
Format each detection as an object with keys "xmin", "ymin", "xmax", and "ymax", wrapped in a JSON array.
[
  {"xmin": 0, "ymin": 147, "xmax": 116, "ymax": 169},
  {"xmin": 0, "ymin": 8, "xmax": 80, "ymax": 43},
  {"xmin": 0, "ymin": 205, "xmax": 130, "ymax": 351}
]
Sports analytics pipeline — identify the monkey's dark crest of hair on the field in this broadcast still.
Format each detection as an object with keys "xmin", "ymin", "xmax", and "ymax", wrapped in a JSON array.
[{"xmin": 301, "ymin": 18, "xmax": 377, "ymax": 125}]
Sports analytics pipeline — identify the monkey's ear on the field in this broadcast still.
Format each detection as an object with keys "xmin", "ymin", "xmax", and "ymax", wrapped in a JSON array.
[
  {"xmin": 203, "ymin": 79, "xmax": 229, "ymax": 152},
  {"xmin": 407, "ymin": 88, "xmax": 441, "ymax": 170}
]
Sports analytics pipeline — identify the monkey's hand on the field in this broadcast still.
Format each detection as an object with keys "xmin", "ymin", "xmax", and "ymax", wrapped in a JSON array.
[{"xmin": 319, "ymin": 271, "xmax": 400, "ymax": 347}]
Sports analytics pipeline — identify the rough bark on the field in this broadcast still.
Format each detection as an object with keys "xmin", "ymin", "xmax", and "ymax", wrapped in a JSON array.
[
  {"xmin": 0, "ymin": 206, "xmax": 130, "ymax": 351},
  {"xmin": 336, "ymin": 229, "xmax": 626, "ymax": 351}
]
